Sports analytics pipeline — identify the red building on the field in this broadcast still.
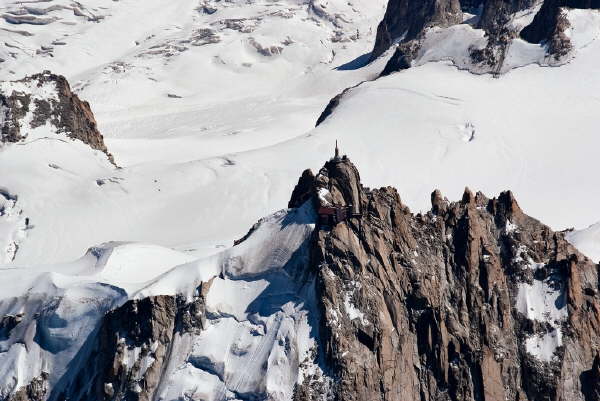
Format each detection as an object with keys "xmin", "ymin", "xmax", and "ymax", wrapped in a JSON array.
[{"xmin": 318, "ymin": 205, "xmax": 352, "ymax": 226}]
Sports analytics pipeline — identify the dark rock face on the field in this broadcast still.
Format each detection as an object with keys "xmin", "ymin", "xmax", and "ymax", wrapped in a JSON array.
[
  {"xmin": 380, "ymin": 47, "xmax": 411, "ymax": 76},
  {"xmin": 315, "ymin": 83, "xmax": 363, "ymax": 127},
  {"xmin": 478, "ymin": 0, "xmax": 534, "ymax": 33},
  {"xmin": 292, "ymin": 156, "xmax": 600, "ymax": 401},
  {"xmin": 371, "ymin": 0, "xmax": 462, "ymax": 61},
  {"xmin": 49, "ymin": 287, "xmax": 208, "ymax": 401},
  {"xmin": 521, "ymin": 1, "xmax": 570, "ymax": 57},
  {"xmin": 581, "ymin": 354, "xmax": 600, "ymax": 401},
  {"xmin": 289, "ymin": 169, "xmax": 316, "ymax": 208},
  {"xmin": 0, "ymin": 92, "xmax": 31, "ymax": 143},
  {"xmin": 0, "ymin": 314, "xmax": 23, "ymax": 341},
  {"xmin": 460, "ymin": 0, "xmax": 485, "ymax": 11},
  {"xmin": 0, "ymin": 71, "xmax": 115, "ymax": 165},
  {"xmin": 316, "ymin": 91, "xmax": 345, "ymax": 127},
  {"xmin": 521, "ymin": 0, "xmax": 600, "ymax": 57},
  {"xmin": 468, "ymin": 0, "xmax": 535, "ymax": 72},
  {"xmin": 380, "ymin": 41, "xmax": 420, "ymax": 77}
]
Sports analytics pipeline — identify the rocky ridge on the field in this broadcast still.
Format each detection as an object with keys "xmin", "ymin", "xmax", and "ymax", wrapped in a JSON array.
[
  {"xmin": 370, "ymin": 0, "xmax": 463, "ymax": 61},
  {"xmin": 291, "ymin": 155, "xmax": 600, "ymax": 400},
  {"xmin": 49, "ymin": 291, "xmax": 208, "ymax": 401},
  {"xmin": 0, "ymin": 71, "xmax": 115, "ymax": 165},
  {"xmin": 521, "ymin": 0, "xmax": 600, "ymax": 57},
  {"xmin": 316, "ymin": 0, "xmax": 600, "ymax": 126},
  {"xmin": 1, "ymin": 155, "xmax": 599, "ymax": 400},
  {"xmin": 371, "ymin": 0, "xmax": 600, "ymax": 75}
]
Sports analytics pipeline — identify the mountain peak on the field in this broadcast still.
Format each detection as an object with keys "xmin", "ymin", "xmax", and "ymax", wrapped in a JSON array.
[{"xmin": 288, "ymin": 147, "xmax": 363, "ymax": 225}]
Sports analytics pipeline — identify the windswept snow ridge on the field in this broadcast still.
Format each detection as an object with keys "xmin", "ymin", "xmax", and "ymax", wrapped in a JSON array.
[{"xmin": 0, "ymin": 201, "xmax": 321, "ymax": 400}]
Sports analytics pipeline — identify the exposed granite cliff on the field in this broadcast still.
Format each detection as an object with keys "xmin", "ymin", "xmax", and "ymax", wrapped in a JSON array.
[
  {"xmin": 370, "ymin": 0, "xmax": 462, "ymax": 61},
  {"xmin": 0, "ymin": 71, "xmax": 115, "ymax": 165},
  {"xmin": 468, "ymin": 0, "xmax": 535, "ymax": 71},
  {"xmin": 292, "ymin": 155, "xmax": 600, "ymax": 401},
  {"xmin": 521, "ymin": 0, "xmax": 600, "ymax": 58},
  {"xmin": 478, "ymin": 0, "xmax": 535, "ymax": 33},
  {"xmin": 370, "ymin": 0, "xmax": 600, "ymax": 75},
  {"xmin": 48, "ymin": 288, "xmax": 208, "ymax": 401}
]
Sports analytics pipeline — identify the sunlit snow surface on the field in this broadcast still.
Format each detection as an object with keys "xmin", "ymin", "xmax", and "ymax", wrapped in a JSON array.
[
  {"xmin": 513, "ymin": 249, "xmax": 568, "ymax": 362},
  {"xmin": 1, "ymin": 2, "xmax": 600, "ymax": 265},
  {"xmin": 517, "ymin": 278, "xmax": 567, "ymax": 362},
  {"xmin": 0, "ymin": 0, "xmax": 390, "ymax": 264},
  {"xmin": 567, "ymin": 222, "xmax": 600, "ymax": 263},
  {"xmin": 0, "ymin": 202, "xmax": 320, "ymax": 399}
]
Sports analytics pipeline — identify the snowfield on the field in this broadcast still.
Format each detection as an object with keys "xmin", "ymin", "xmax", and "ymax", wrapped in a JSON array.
[
  {"xmin": 1, "ymin": 1, "xmax": 599, "ymax": 266},
  {"xmin": 0, "ymin": 0, "xmax": 389, "ymax": 265}
]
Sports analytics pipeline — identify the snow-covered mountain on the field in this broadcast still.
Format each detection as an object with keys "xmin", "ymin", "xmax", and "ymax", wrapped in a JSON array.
[
  {"xmin": 1, "ymin": 0, "xmax": 600, "ymax": 399},
  {"xmin": 1, "ymin": 154, "xmax": 599, "ymax": 400}
]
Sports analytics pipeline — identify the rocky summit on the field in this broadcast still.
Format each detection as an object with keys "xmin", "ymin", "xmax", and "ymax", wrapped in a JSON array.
[
  {"xmin": 4, "ymin": 153, "xmax": 598, "ymax": 401},
  {"xmin": 370, "ymin": 0, "xmax": 463, "ymax": 61},
  {"xmin": 292, "ymin": 154, "xmax": 600, "ymax": 401}
]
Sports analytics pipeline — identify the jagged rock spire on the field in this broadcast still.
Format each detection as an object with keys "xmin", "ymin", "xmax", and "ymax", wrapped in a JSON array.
[
  {"xmin": 292, "ymin": 155, "xmax": 600, "ymax": 401},
  {"xmin": 288, "ymin": 152, "xmax": 363, "ymax": 217}
]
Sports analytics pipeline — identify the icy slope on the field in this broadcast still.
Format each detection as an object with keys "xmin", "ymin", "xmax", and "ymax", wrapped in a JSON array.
[
  {"xmin": 0, "ymin": 240, "xmax": 196, "ymax": 399},
  {"xmin": 567, "ymin": 223, "xmax": 600, "ymax": 263},
  {"xmin": 263, "ymin": 9, "xmax": 600, "ymax": 235},
  {"xmin": 143, "ymin": 203, "xmax": 319, "ymax": 401},
  {"xmin": 0, "ymin": 201, "xmax": 319, "ymax": 400}
]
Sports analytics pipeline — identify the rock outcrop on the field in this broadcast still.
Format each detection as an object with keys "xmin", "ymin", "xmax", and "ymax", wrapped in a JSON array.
[
  {"xmin": 379, "ymin": 41, "xmax": 419, "ymax": 76},
  {"xmin": 478, "ymin": 0, "xmax": 535, "ymax": 33},
  {"xmin": 370, "ymin": 0, "xmax": 462, "ymax": 61},
  {"xmin": 289, "ymin": 169, "xmax": 317, "ymax": 207},
  {"xmin": 521, "ymin": 0, "xmax": 600, "ymax": 58},
  {"xmin": 0, "ymin": 71, "xmax": 115, "ymax": 165},
  {"xmin": 315, "ymin": 83, "xmax": 363, "ymax": 127},
  {"xmin": 49, "ymin": 289, "xmax": 208, "ymax": 401},
  {"xmin": 370, "ymin": 0, "xmax": 599, "ymax": 75},
  {"xmin": 468, "ymin": 0, "xmax": 535, "ymax": 71},
  {"xmin": 581, "ymin": 354, "xmax": 600, "ymax": 401},
  {"xmin": 291, "ymin": 154, "xmax": 600, "ymax": 400}
]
